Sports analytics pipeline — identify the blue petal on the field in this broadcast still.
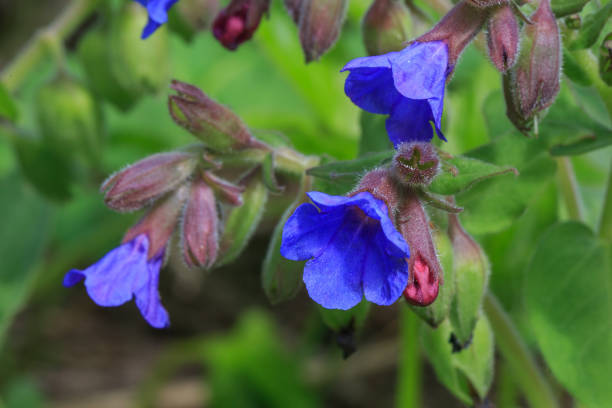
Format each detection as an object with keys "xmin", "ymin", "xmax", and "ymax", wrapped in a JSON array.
[
  {"xmin": 341, "ymin": 53, "xmax": 396, "ymax": 71},
  {"xmin": 134, "ymin": 255, "xmax": 170, "ymax": 328},
  {"xmin": 362, "ymin": 228, "xmax": 409, "ymax": 305},
  {"xmin": 391, "ymin": 41, "xmax": 448, "ymax": 100},
  {"xmin": 64, "ymin": 236, "xmax": 150, "ymax": 307},
  {"xmin": 141, "ymin": 18, "xmax": 162, "ymax": 39},
  {"xmin": 385, "ymin": 99, "xmax": 437, "ymax": 145},
  {"xmin": 302, "ymin": 212, "xmax": 367, "ymax": 310},
  {"xmin": 133, "ymin": 0, "xmax": 148, "ymax": 6},
  {"xmin": 280, "ymin": 203, "xmax": 345, "ymax": 261},
  {"xmin": 147, "ymin": 0, "xmax": 179, "ymax": 23},
  {"xmin": 344, "ymin": 67, "xmax": 401, "ymax": 115}
]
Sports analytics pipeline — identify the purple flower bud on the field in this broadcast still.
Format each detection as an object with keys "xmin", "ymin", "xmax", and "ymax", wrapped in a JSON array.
[
  {"xmin": 101, "ymin": 152, "xmax": 197, "ymax": 212},
  {"xmin": 174, "ymin": 0, "xmax": 220, "ymax": 34},
  {"xmin": 64, "ymin": 234, "xmax": 170, "ymax": 328},
  {"xmin": 503, "ymin": 0, "xmax": 561, "ymax": 132},
  {"xmin": 284, "ymin": 0, "xmax": 304, "ymax": 23},
  {"xmin": 133, "ymin": 0, "xmax": 180, "ymax": 39},
  {"xmin": 124, "ymin": 185, "xmax": 189, "ymax": 259},
  {"xmin": 299, "ymin": 0, "xmax": 348, "ymax": 62},
  {"xmin": 202, "ymin": 171, "xmax": 245, "ymax": 206},
  {"xmin": 399, "ymin": 192, "xmax": 442, "ymax": 306},
  {"xmin": 362, "ymin": 0, "xmax": 413, "ymax": 56},
  {"xmin": 416, "ymin": 0, "xmax": 488, "ymax": 71},
  {"xmin": 212, "ymin": 0, "xmax": 270, "ymax": 50},
  {"xmin": 182, "ymin": 178, "xmax": 219, "ymax": 268},
  {"xmin": 600, "ymin": 33, "xmax": 612, "ymax": 86},
  {"xmin": 486, "ymin": 5, "xmax": 520, "ymax": 73},
  {"xmin": 169, "ymin": 80, "xmax": 266, "ymax": 152},
  {"xmin": 392, "ymin": 142, "xmax": 440, "ymax": 186}
]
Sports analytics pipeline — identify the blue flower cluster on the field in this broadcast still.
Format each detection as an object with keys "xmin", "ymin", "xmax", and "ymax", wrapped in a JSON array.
[{"xmin": 280, "ymin": 41, "xmax": 450, "ymax": 310}]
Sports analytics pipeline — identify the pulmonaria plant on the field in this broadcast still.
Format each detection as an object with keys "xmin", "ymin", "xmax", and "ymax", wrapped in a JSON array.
[
  {"xmin": 133, "ymin": 0, "xmax": 180, "ymax": 38},
  {"xmin": 280, "ymin": 172, "xmax": 410, "ymax": 310}
]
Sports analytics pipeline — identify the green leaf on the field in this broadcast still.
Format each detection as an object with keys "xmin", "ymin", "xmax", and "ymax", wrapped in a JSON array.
[
  {"xmin": 456, "ymin": 135, "xmax": 557, "ymax": 234},
  {"xmin": 526, "ymin": 222, "xmax": 612, "ymax": 408},
  {"xmin": 563, "ymin": 47, "xmax": 592, "ymax": 86},
  {"xmin": 0, "ymin": 174, "xmax": 51, "ymax": 344},
  {"xmin": 0, "ymin": 82, "xmax": 18, "ymax": 122},
  {"xmin": 359, "ymin": 111, "xmax": 392, "ymax": 157},
  {"xmin": 306, "ymin": 150, "xmax": 393, "ymax": 193},
  {"xmin": 420, "ymin": 320, "xmax": 473, "ymax": 405},
  {"xmin": 551, "ymin": 0, "xmax": 589, "ymax": 17},
  {"xmin": 429, "ymin": 155, "xmax": 518, "ymax": 195},
  {"xmin": 570, "ymin": 1, "xmax": 612, "ymax": 50}
]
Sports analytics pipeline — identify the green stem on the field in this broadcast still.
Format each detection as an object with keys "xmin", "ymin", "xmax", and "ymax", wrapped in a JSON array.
[
  {"xmin": 483, "ymin": 293, "xmax": 558, "ymax": 408},
  {"xmin": 1, "ymin": 0, "xmax": 102, "ymax": 92},
  {"xmin": 556, "ymin": 157, "xmax": 585, "ymax": 222},
  {"xmin": 395, "ymin": 308, "xmax": 421, "ymax": 408},
  {"xmin": 598, "ymin": 159, "xmax": 612, "ymax": 242}
]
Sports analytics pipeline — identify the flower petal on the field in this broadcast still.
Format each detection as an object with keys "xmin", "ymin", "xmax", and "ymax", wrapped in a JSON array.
[
  {"xmin": 147, "ymin": 0, "xmax": 178, "ymax": 23},
  {"xmin": 280, "ymin": 203, "xmax": 345, "ymax": 261},
  {"xmin": 341, "ymin": 53, "xmax": 396, "ymax": 71},
  {"xmin": 141, "ymin": 18, "xmax": 161, "ymax": 39},
  {"xmin": 362, "ymin": 228, "xmax": 409, "ymax": 305},
  {"xmin": 385, "ymin": 99, "xmax": 437, "ymax": 145},
  {"xmin": 391, "ymin": 41, "xmax": 448, "ymax": 100},
  {"xmin": 134, "ymin": 255, "xmax": 170, "ymax": 328}
]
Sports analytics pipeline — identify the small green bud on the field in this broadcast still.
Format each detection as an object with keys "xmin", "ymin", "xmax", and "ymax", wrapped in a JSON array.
[
  {"xmin": 599, "ymin": 33, "xmax": 612, "ymax": 86},
  {"xmin": 392, "ymin": 142, "xmax": 440, "ymax": 187},
  {"xmin": 410, "ymin": 227, "xmax": 455, "ymax": 327},
  {"xmin": 78, "ymin": 25, "xmax": 139, "ymax": 111},
  {"xmin": 34, "ymin": 75, "xmax": 104, "ymax": 166},
  {"xmin": 448, "ymin": 213, "xmax": 490, "ymax": 349},
  {"xmin": 109, "ymin": 3, "xmax": 170, "ymax": 96},
  {"xmin": 362, "ymin": 0, "xmax": 412, "ymax": 56}
]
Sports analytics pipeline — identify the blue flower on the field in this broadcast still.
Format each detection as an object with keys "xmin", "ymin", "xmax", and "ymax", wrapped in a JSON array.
[
  {"xmin": 133, "ymin": 0, "xmax": 179, "ymax": 39},
  {"xmin": 341, "ymin": 41, "xmax": 449, "ymax": 146},
  {"xmin": 281, "ymin": 191, "xmax": 410, "ymax": 310},
  {"xmin": 63, "ymin": 234, "xmax": 170, "ymax": 328}
]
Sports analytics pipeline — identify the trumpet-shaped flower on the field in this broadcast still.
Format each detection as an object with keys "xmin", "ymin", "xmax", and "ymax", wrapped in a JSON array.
[
  {"xmin": 342, "ymin": 41, "xmax": 449, "ymax": 146},
  {"xmin": 134, "ymin": 0, "xmax": 180, "ymax": 38},
  {"xmin": 63, "ymin": 234, "xmax": 170, "ymax": 328},
  {"xmin": 281, "ymin": 191, "xmax": 410, "ymax": 310}
]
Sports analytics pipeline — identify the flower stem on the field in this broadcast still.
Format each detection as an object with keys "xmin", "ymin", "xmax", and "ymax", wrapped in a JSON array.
[
  {"xmin": 556, "ymin": 157, "xmax": 585, "ymax": 222},
  {"xmin": 395, "ymin": 308, "xmax": 421, "ymax": 408},
  {"xmin": 598, "ymin": 158, "xmax": 612, "ymax": 243},
  {"xmin": 1, "ymin": 0, "xmax": 102, "ymax": 92},
  {"xmin": 483, "ymin": 293, "xmax": 559, "ymax": 408}
]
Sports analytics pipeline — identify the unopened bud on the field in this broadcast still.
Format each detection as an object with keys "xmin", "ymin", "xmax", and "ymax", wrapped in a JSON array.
[
  {"xmin": 109, "ymin": 3, "xmax": 170, "ymax": 95},
  {"xmin": 416, "ymin": 0, "xmax": 488, "ymax": 71},
  {"xmin": 503, "ymin": 0, "xmax": 561, "ymax": 132},
  {"xmin": 124, "ymin": 185, "xmax": 190, "ymax": 259},
  {"xmin": 600, "ymin": 33, "xmax": 612, "ymax": 86},
  {"xmin": 399, "ymin": 192, "xmax": 442, "ymax": 306},
  {"xmin": 284, "ymin": 0, "xmax": 304, "ymax": 23},
  {"xmin": 362, "ymin": 0, "xmax": 412, "ymax": 56},
  {"xmin": 467, "ymin": 0, "xmax": 507, "ymax": 8},
  {"xmin": 448, "ymin": 213, "xmax": 490, "ymax": 348},
  {"xmin": 169, "ymin": 0, "xmax": 220, "ymax": 41},
  {"xmin": 181, "ymin": 177, "xmax": 219, "ymax": 268},
  {"xmin": 35, "ymin": 74, "xmax": 103, "ymax": 165},
  {"xmin": 169, "ymin": 80, "xmax": 265, "ymax": 152},
  {"xmin": 201, "ymin": 171, "xmax": 244, "ymax": 206},
  {"xmin": 410, "ymin": 228, "xmax": 455, "ymax": 327},
  {"xmin": 392, "ymin": 142, "xmax": 440, "ymax": 186},
  {"xmin": 101, "ymin": 152, "xmax": 197, "ymax": 212},
  {"xmin": 212, "ymin": 0, "xmax": 270, "ymax": 50},
  {"xmin": 486, "ymin": 5, "xmax": 520, "ymax": 73},
  {"xmin": 299, "ymin": 0, "xmax": 348, "ymax": 62}
]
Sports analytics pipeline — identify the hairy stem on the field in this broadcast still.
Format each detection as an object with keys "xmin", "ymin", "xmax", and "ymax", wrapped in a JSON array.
[
  {"xmin": 483, "ymin": 293, "xmax": 559, "ymax": 408},
  {"xmin": 395, "ymin": 308, "xmax": 421, "ymax": 408},
  {"xmin": 598, "ymin": 159, "xmax": 612, "ymax": 242},
  {"xmin": 1, "ymin": 0, "xmax": 102, "ymax": 91},
  {"xmin": 556, "ymin": 157, "xmax": 585, "ymax": 222}
]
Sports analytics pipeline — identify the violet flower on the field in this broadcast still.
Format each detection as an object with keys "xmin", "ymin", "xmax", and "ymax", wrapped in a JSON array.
[{"xmin": 134, "ymin": 0, "xmax": 180, "ymax": 38}]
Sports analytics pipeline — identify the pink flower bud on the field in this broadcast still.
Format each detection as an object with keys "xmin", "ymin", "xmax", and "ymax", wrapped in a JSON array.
[
  {"xmin": 299, "ymin": 0, "xmax": 348, "ymax": 62},
  {"xmin": 362, "ymin": 0, "xmax": 412, "ymax": 56},
  {"xmin": 416, "ymin": 0, "xmax": 489, "ymax": 71},
  {"xmin": 392, "ymin": 142, "xmax": 440, "ymax": 186},
  {"xmin": 202, "ymin": 171, "xmax": 245, "ymax": 206},
  {"xmin": 123, "ymin": 185, "xmax": 190, "ymax": 259},
  {"xmin": 399, "ymin": 192, "xmax": 442, "ymax": 306},
  {"xmin": 168, "ymin": 80, "xmax": 266, "ymax": 152},
  {"xmin": 212, "ymin": 0, "xmax": 270, "ymax": 50},
  {"xmin": 101, "ymin": 152, "xmax": 197, "ymax": 212},
  {"xmin": 182, "ymin": 178, "xmax": 219, "ymax": 268},
  {"xmin": 486, "ymin": 5, "xmax": 520, "ymax": 73},
  {"xmin": 503, "ymin": 0, "xmax": 561, "ymax": 132}
]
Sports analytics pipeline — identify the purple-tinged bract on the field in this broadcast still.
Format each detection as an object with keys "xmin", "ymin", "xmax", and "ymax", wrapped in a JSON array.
[
  {"xmin": 280, "ymin": 191, "xmax": 410, "ymax": 310},
  {"xmin": 133, "ymin": 0, "xmax": 180, "ymax": 39},
  {"xmin": 342, "ymin": 41, "xmax": 449, "ymax": 146},
  {"xmin": 63, "ymin": 234, "xmax": 170, "ymax": 328}
]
